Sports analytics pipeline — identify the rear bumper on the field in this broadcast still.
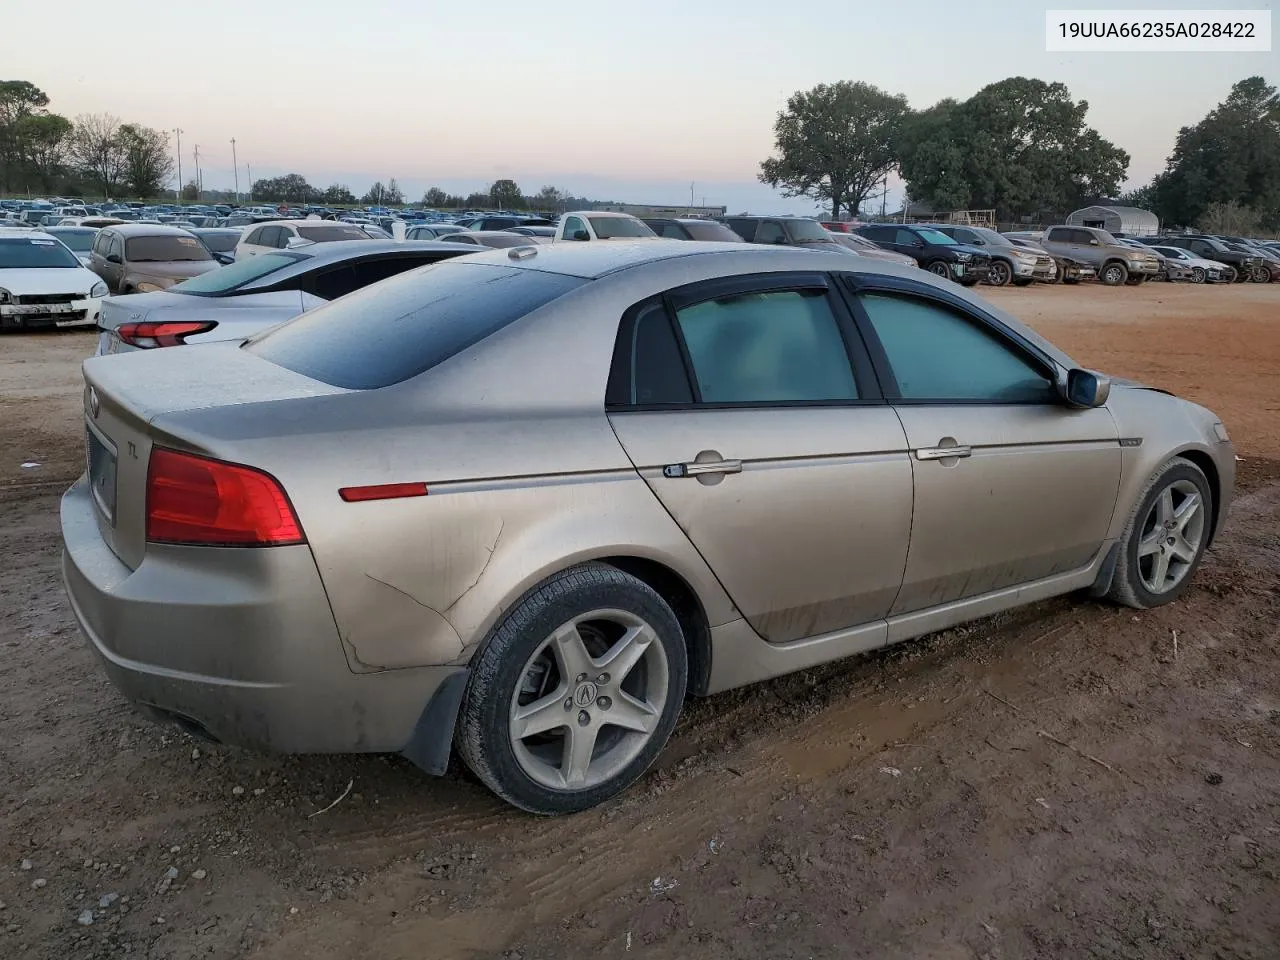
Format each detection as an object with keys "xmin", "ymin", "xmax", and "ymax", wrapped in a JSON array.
[{"xmin": 60, "ymin": 478, "xmax": 463, "ymax": 767}]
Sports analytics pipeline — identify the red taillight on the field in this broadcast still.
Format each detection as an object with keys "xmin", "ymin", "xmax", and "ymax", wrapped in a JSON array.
[
  {"xmin": 146, "ymin": 448, "xmax": 305, "ymax": 546},
  {"xmin": 338, "ymin": 482, "xmax": 429, "ymax": 502},
  {"xmin": 117, "ymin": 320, "xmax": 217, "ymax": 348}
]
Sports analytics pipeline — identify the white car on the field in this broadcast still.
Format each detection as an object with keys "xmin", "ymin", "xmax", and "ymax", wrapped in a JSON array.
[
  {"xmin": 0, "ymin": 228, "xmax": 107, "ymax": 330},
  {"xmin": 1149, "ymin": 245, "xmax": 1233, "ymax": 283},
  {"xmin": 235, "ymin": 219, "xmax": 373, "ymax": 257}
]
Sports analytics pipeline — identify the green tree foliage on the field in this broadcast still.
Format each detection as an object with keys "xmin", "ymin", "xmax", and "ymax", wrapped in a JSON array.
[
  {"xmin": 16, "ymin": 113, "xmax": 72, "ymax": 191},
  {"xmin": 383, "ymin": 178, "xmax": 404, "ymax": 205},
  {"xmin": 1116, "ymin": 183, "xmax": 1156, "ymax": 209},
  {"xmin": 117, "ymin": 124, "xmax": 173, "ymax": 197},
  {"xmin": 1151, "ymin": 77, "xmax": 1280, "ymax": 229},
  {"xmin": 181, "ymin": 179, "xmax": 200, "ymax": 202},
  {"xmin": 252, "ymin": 173, "xmax": 316, "ymax": 203},
  {"xmin": 489, "ymin": 178, "xmax": 523, "ymax": 209},
  {"xmin": 1197, "ymin": 200, "xmax": 1263, "ymax": 236},
  {"xmin": 759, "ymin": 81, "xmax": 910, "ymax": 219},
  {"xmin": 0, "ymin": 80, "xmax": 51, "ymax": 191},
  {"xmin": 423, "ymin": 186, "xmax": 450, "ymax": 207},
  {"xmin": 322, "ymin": 183, "xmax": 356, "ymax": 205},
  {"xmin": 898, "ymin": 78, "xmax": 1129, "ymax": 218}
]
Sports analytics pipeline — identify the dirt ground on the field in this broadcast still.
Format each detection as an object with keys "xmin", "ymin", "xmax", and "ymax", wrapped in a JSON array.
[{"xmin": 1, "ymin": 281, "xmax": 1278, "ymax": 960}]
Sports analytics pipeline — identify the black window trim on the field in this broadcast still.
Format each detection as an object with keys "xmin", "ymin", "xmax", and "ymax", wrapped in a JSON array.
[
  {"xmin": 836, "ymin": 273, "xmax": 1065, "ymax": 407},
  {"xmin": 606, "ymin": 271, "xmax": 885, "ymax": 413}
]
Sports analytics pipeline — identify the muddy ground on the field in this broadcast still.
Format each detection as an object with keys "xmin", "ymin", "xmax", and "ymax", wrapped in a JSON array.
[{"xmin": 1, "ymin": 281, "xmax": 1278, "ymax": 960}]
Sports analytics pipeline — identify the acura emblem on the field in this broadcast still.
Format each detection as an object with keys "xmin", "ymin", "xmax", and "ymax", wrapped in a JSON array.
[{"xmin": 88, "ymin": 387, "xmax": 100, "ymax": 419}]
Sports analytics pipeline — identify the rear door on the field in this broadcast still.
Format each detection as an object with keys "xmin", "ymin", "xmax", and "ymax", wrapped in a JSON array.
[
  {"xmin": 607, "ymin": 272, "xmax": 914, "ymax": 643},
  {"xmin": 840, "ymin": 275, "xmax": 1121, "ymax": 614}
]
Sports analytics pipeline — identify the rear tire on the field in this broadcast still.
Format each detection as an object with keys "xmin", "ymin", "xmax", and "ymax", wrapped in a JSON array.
[
  {"xmin": 1108, "ymin": 457, "xmax": 1213, "ymax": 610},
  {"xmin": 455, "ymin": 563, "xmax": 688, "ymax": 815}
]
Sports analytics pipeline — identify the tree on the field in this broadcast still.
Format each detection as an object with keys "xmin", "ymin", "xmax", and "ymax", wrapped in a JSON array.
[
  {"xmin": 362, "ymin": 181, "xmax": 388, "ymax": 205},
  {"xmin": 252, "ymin": 173, "xmax": 315, "ymax": 203},
  {"xmin": 423, "ymin": 186, "xmax": 450, "ymax": 207},
  {"xmin": 181, "ymin": 179, "xmax": 200, "ymax": 202},
  {"xmin": 70, "ymin": 113, "xmax": 124, "ymax": 197},
  {"xmin": 898, "ymin": 78, "xmax": 1130, "ymax": 219},
  {"xmin": 489, "ymin": 178, "xmax": 523, "ymax": 209},
  {"xmin": 1151, "ymin": 77, "xmax": 1280, "ymax": 229},
  {"xmin": 116, "ymin": 124, "xmax": 173, "ymax": 198},
  {"xmin": 322, "ymin": 183, "xmax": 356, "ymax": 205},
  {"xmin": 16, "ymin": 113, "xmax": 71, "ymax": 192},
  {"xmin": 759, "ymin": 81, "xmax": 910, "ymax": 219},
  {"xmin": 533, "ymin": 185, "xmax": 567, "ymax": 211},
  {"xmin": 0, "ymin": 81, "xmax": 50, "ymax": 191},
  {"xmin": 464, "ymin": 191, "xmax": 490, "ymax": 208},
  {"xmin": 1197, "ymin": 201, "xmax": 1263, "ymax": 235},
  {"xmin": 1116, "ymin": 183, "xmax": 1156, "ymax": 209},
  {"xmin": 383, "ymin": 177, "xmax": 404, "ymax": 205}
]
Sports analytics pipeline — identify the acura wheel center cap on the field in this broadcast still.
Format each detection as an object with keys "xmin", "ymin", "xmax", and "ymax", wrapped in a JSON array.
[{"xmin": 574, "ymin": 681, "xmax": 600, "ymax": 707}]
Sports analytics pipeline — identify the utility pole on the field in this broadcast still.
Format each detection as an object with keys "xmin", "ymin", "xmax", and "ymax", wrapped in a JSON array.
[
  {"xmin": 173, "ymin": 128, "xmax": 183, "ymax": 203},
  {"xmin": 230, "ymin": 138, "xmax": 239, "ymax": 202},
  {"xmin": 246, "ymin": 164, "xmax": 252, "ymax": 202},
  {"xmin": 881, "ymin": 172, "xmax": 888, "ymax": 219},
  {"xmin": 193, "ymin": 145, "xmax": 202, "ymax": 201}
]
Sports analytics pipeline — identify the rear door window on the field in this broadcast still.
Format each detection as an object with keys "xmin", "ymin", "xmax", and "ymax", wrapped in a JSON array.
[{"xmin": 248, "ymin": 263, "xmax": 585, "ymax": 389}]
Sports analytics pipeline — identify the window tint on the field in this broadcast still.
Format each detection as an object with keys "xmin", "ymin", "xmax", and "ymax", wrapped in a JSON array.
[
  {"xmin": 563, "ymin": 216, "xmax": 587, "ymax": 239},
  {"xmin": 170, "ymin": 252, "xmax": 303, "ymax": 295},
  {"xmin": 674, "ymin": 289, "xmax": 858, "ymax": 403},
  {"xmin": 725, "ymin": 219, "xmax": 757, "ymax": 241},
  {"xmin": 296, "ymin": 224, "xmax": 370, "ymax": 242},
  {"xmin": 124, "ymin": 235, "xmax": 212, "ymax": 262},
  {"xmin": 894, "ymin": 229, "xmax": 920, "ymax": 245},
  {"xmin": 248, "ymin": 263, "xmax": 585, "ymax": 389},
  {"xmin": 244, "ymin": 227, "xmax": 264, "ymax": 246},
  {"xmin": 755, "ymin": 221, "xmax": 786, "ymax": 244},
  {"xmin": 858, "ymin": 294, "xmax": 1054, "ymax": 403},
  {"xmin": 860, "ymin": 226, "xmax": 892, "ymax": 242},
  {"xmin": 656, "ymin": 222, "xmax": 689, "ymax": 239},
  {"xmin": 683, "ymin": 221, "xmax": 743, "ymax": 242},
  {"xmin": 615, "ymin": 302, "xmax": 694, "ymax": 405}
]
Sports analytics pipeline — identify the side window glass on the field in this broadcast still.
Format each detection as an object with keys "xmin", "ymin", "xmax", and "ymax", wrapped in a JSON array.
[
  {"xmin": 350, "ymin": 257, "xmax": 432, "ymax": 288},
  {"xmin": 859, "ymin": 293, "xmax": 1055, "ymax": 403},
  {"xmin": 894, "ymin": 229, "xmax": 918, "ymax": 245},
  {"xmin": 659, "ymin": 222, "xmax": 687, "ymax": 239},
  {"xmin": 563, "ymin": 216, "xmax": 586, "ymax": 239},
  {"xmin": 623, "ymin": 302, "xmax": 694, "ymax": 405},
  {"xmin": 674, "ymin": 289, "xmax": 858, "ymax": 404},
  {"xmin": 306, "ymin": 265, "xmax": 358, "ymax": 301},
  {"xmin": 110, "ymin": 235, "xmax": 123, "ymax": 260},
  {"xmin": 754, "ymin": 221, "xmax": 786, "ymax": 244}
]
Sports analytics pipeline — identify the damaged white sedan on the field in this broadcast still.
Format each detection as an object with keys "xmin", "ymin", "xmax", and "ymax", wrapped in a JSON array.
[{"xmin": 0, "ymin": 228, "xmax": 107, "ymax": 331}]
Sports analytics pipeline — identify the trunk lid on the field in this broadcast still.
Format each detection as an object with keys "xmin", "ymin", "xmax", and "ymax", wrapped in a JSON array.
[{"xmin": 80, "ymin": 342, "xmax": 348, "ymax": 569}]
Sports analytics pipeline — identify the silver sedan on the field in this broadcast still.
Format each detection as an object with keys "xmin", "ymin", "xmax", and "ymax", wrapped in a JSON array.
[{"xmin": 62, "ymin": 242, "xmax": 1234, "ymax": 814}]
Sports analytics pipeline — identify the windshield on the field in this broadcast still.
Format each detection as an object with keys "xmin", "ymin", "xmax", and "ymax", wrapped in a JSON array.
[
  {"xmin": 48, "ymin": 230, "xmax": 95, "ymax": 253},
  {"xmin": 0, "ymin": 236, "xmax": 82, "ymax": 268},
  {"xmin": 169, "ymin": 252, "xmax": 302, "ymax": 296},
  {"xmin": 297, "ymin": 224, "xmax": 371, "ymax": 242},
  {"xmin": 588, "ymin": 216, "xmax": 656, "ymax": 239},
  {"xmin": 915, "ymin": 228, "xmax": 957, "ymax": 245},
  {"xmin": 970, "ymin": 226, "xmax": 1011, "ymax": 247},
  {"xmin": 362, "ymin": 225, "xmax": 393, "ymax": 239},
  {"xmin": 786, "ymin": 219, "xmax": 832, "ymax": 242},
  {"xmin": 197, "ymin": 231, "xmax": 241, "ymax": 253},
  {"xmin": 477, "ymin": 233, "xmax": 535, "ymax": 248},
  {"xmin": 125, "ymin": 235, "xmax": 213, "ymax": 262}
]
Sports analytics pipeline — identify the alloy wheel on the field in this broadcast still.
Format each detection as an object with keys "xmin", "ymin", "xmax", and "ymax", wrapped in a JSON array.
[
  {"xmin": 989, "ymin": 261, "xmax": 1011, "ymax": 286},
  {"xmin": 1103, "ymin": 264, "xmax": 1125, "ymax": 284},
  {"xmin": 508, "ymin": 609, "xmax": 670, "ymax": 791},
  {"xmin": 1136, "ymin": 479, "xmax": 1205, "ymax": 595},
  {"xmin": 929, "ymin": 261, "xmax": 950, "ymax": 278},
  {"xmin": 1191, "ymin": 267, "xmax": 1205, "ymax": 284}
]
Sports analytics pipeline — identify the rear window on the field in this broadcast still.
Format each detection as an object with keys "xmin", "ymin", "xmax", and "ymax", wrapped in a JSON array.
[
  {"xmin": 683, "ymin": 221, "xmax": 744, "ymax": 242},
  {"xmin": 246, "ymin": 263, "xmax": 585, "ymax": 389},
  {"xmin": 296, "ymin": 224, "xmax": 370, "ymax": 242},
  {"xmin": 125, "ymin": 235, "xmax": 212, "ymax": 262}
]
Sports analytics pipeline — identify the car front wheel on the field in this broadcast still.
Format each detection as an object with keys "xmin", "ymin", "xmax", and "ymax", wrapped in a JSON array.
[
  {"xmin": 456, "ymin": 563, "xmax": 688, "ymax": 815},
  {"xmin": 1108, "ymin": 457, "xmax": 1213, "ymax": 609},
  {"xmin": 1191, "ymin": 267, "xmax": 1205, "ymax": 284},
  {"xmin": 987, "ymin": 260, "xmax": 1012, "ymax": 286},
  {"xmin": 927, "ymin": 260, "xmax": 952, "ymax": 280},
  {"xmin": 1100, "ymin": 262, "xmax": 1129, "ymax": 286}
]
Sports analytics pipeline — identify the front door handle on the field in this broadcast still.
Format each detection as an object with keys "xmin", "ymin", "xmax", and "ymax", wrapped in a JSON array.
[
  {"xmin": 915, "ymin": 444, "xmax": 972, "ymax": 461},
  {"xmin": 663, "ymin": 459, "xmax": 743, "ymax": 479}
]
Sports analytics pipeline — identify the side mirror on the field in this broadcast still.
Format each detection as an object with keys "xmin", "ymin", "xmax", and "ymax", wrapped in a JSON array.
[
  {"xmin": 571, "ymin": 229, "xmax": 590, "ymax": 241},
  {"xmin": 1089, "ymin": 238, "xmax": 1100, "ymax": 246},
  {"xmin": 106, "ymin": 253, "xmax": 121, "ymax": 264},
  {"xmin": 1064, "ymin": 368, "xmax": 1111, "ymax": 408},
  {"xmin": 285, "ymin": 235, "xmax": 316, "ymax": 249},
  {"xmin": 213, "ymin": 252, "xmax": 234, "ymax": 265}
]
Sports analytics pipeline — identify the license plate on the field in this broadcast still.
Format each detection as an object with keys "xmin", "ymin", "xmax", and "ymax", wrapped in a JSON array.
[{"xmin": 86, "ymin": 425, "xmax": 118, "ymax": 524}]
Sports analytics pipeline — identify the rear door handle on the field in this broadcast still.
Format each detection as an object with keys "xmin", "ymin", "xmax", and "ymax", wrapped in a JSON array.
[
  {"xmin": 663, "ymin": 459, "xmax": 743, "ymax": 479},
  {"xmin": 915, "ymin": 445, "xmax": 972, "ymax": 461}
]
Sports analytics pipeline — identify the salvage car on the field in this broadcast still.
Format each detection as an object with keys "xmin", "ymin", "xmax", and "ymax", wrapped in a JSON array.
[
  {"xmin": 1038, "ymin": 226, "xmax": 1161, "ymax": 286},
  {"xmin": 1144, "ymin": 235, "xmax": 1258, "ymax": 283},
  {"xmin": 722, "ymin": 215, "xmax": 850, "ymax": 254},
  {"xmin": 642, "ymin": 218, "xmax": 746, "ymax": 242},
  {"xmin": 236, "ymin": 220, "xmax": 372, "ymax": 258},
  {"xmin": 0, "ymin": 227, "xmax": 107, "ymax": 330},
  {"xmin": 826, "ymin": 231, "xmax": 919, "ymax": 267},
  {"xmin": 44, "ymin": 225, "xmax": 99, "ymax": 267},
  {"xmin": 94, "ymin": 239, "xmax": 478, "ymax": 354},
  {"xmin": 89, "ymin": 224, "xmax": 220, "ymax": 294},
  {"xmin": 928, "ymin": 224, "xmax": 1055, "ymax": 286},
  {"xmin": 1147, "ymin": 245, "xmax": 1230, "ymax": 283},
  {"xmin": 855, "ymin": 223, "xmax": 992, "ymax": 285},
  {"xmin": 62, "ymin": 242, "xmax": 1235, "ymax": 814}
]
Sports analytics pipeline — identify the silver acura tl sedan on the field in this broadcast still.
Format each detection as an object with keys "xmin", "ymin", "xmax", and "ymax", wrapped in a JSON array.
[{"xmin": 61, "ymin": 241, "xmax": 1234, "ymax": 814}]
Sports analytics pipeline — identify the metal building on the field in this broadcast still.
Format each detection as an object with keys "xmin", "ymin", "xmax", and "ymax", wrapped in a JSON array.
[{"xmin": 1065, "ymin": 204, "xmax": 1160, "ymax": 237}]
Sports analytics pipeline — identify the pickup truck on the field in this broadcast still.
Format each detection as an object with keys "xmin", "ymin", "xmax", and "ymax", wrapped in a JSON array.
[
  {"xmin": 554, "ymin": 211, "xmax": 658, "ymax": 242},
  {"xmin": 1038, "ymin": 226, "xmax": 1160, "ymax": 286}
]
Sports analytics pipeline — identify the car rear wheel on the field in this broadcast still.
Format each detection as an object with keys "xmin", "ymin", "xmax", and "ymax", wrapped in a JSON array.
[
  {"xmin": 1100, "ymin": 262, "xmax": 1128, "ymax": 286},
  {"xmin": 1233, "ymin": 267, "xmax": 1249, "ymax": 283},
  {"xmin": 987, "ymin": 260, "xmax": 1012, "ymax": 286},
  {"xmin": 1191, "ymin": 267, "xmax": 1205, "ymax": 284},
  {"xmin": 1108, "ymin": 457, "xmax": 1213, "ymax": 609},
  {"xmin": 1251, "ymin": 266, "xmax": 1270, "ymax": 283},
  {"xmin": 927, "ymin": 260, "xmax": 951, "ymax": 280},
  {"xmin": 455, "ymin": 563, "xmax": 688, "ymax": 815}
]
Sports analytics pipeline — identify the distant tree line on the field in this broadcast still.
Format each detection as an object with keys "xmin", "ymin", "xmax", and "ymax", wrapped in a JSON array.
[
  {"xmin": 0, "ymin": 81, "xmax": 174, "ymax": 198},
  {"xmin": 761, "ymin": 74, "xmax": 1280, "ymax": 231},
  {"xmin": 247, "ymin": 175, "xmax": 586, "ymax": 212}
]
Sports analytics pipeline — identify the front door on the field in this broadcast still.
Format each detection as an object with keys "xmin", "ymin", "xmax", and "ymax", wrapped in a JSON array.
[
  {"xmin": 606, "ymin": 273, "xmax": 914, "ymax": 643},
  {"xmin": 844, "ymin": 279, "xmax": 1122, "ymax": 613}
]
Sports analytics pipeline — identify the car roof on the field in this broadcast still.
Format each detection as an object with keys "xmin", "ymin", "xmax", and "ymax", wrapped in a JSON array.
[
  {"xmin": 0, "ymin": 227, "xmax": 54, "ymax": 239},
  {"xmin": 444, "ymin": 239, "xmax": 818, "ymax": 279},
  {"xmin": 267, "ymin": 238, "xmax": 478, "ymax": 266},
  {"xmin": 44, "ymin": 225, "xmax": 97, "ymax": 233},
  {"xmin": 106, "ymin": 223, "xmax": 196, "ymax": 236}
]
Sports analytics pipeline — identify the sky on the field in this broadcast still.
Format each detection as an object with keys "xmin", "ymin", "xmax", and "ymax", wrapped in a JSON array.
[{"xmin": 6, "ymin": 0, "xmax": 1277, "ymax": 213}]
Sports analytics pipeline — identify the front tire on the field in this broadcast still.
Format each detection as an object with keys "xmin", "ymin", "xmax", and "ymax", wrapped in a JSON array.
[
  {"xmin": 1108, "ymin": 457, "xmax": 1213, "ymax": 610},
  {"xmin": 1191, "ymin": 267, "xmax": 1205, "ymax": 284},
  {"xmin": 927, "ymin": 260, "xmax": 952, "ymax": 280},
  {"xmin": 987, "ymin": 260, "xmax": 1012, "ymax": 286},
  {"xmin": 1100, "ymin": 261, "xmax": 1129, "ymax": 286},
  {"xmin": 456, "ymin": 563, "xmax": 688, "ymax": 815}
]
